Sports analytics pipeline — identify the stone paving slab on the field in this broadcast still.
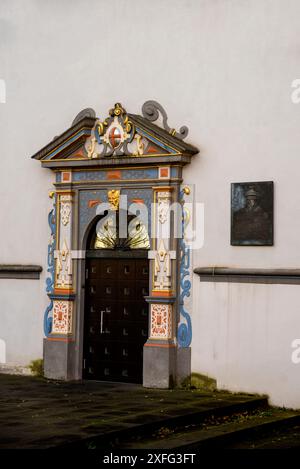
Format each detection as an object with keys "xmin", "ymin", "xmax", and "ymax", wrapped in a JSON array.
[
  {"xmin": 0, "ymin": 373, "xmax": 264, "ymax": 449},
  {"xmin": 121, "ymin": 410, "xmax": 300, "ymax": 449}
]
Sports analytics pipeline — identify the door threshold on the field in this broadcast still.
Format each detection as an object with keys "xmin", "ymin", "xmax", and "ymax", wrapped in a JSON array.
[{"xmin": 83, "ymin": 379, "xmax": 142, "ymax": 386}]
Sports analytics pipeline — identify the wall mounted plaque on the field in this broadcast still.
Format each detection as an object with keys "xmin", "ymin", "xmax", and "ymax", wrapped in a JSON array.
[{"xmin": 231, "ymin": 181, "xmax": 273, "ymax": 246}]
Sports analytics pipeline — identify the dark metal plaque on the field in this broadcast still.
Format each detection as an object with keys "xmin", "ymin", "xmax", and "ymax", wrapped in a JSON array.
[{"xmin": 231, "ymin": 181, "xmax": 273, "ymax": 246}]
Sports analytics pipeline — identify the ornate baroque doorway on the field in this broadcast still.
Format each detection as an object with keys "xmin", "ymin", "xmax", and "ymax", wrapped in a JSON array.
[{"xmin": 32, "ymin": 101, "xmax": 198, "ymax": 388}]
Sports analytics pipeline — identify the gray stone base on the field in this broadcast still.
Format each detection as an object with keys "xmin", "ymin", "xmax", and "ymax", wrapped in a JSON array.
[
  {"xmin": 43, "ymin": 338, "xmax": 79, "ymax": 381},
  {"xmin": 176, "ymin": 347, "xmax": 191, "ymax": 386},
  {"xmin": 143, "ymin": 345, "xmax": 176, "ymax": 388},
  {"xmin": 0, "ymin": 363, "xmax": 32, "ymax": 376}
]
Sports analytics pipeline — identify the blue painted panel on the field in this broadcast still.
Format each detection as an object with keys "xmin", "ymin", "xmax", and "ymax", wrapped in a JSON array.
[
  {"xmin": 73, "ymin": 168, "xmax": 158, "ymax": 182},
  {"xmin": 44, "ymin": 197, "xmax": 56, "ymax": 337},
  {"xmin": 177, "ymin": 189, "xmax": 192, "ymax": 348}
]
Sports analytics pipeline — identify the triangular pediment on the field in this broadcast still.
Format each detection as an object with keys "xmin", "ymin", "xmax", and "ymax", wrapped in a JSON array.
[
  {"xmin": 84, "ymin": 103, "xmax": 178, "ymax": 159},
  {"xmin": 31, "ymin": 101, "xmax": 198, "ymax": 166}
]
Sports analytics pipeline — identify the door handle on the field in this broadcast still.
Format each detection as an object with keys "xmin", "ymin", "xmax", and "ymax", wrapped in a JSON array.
[{"xmin": 100, "ymin": 310, "xmax": 105, "ymax": 334}]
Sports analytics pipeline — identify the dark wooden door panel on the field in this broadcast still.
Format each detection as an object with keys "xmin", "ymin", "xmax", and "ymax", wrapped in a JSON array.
[
  {"xmin": 117, "ymin": 260, "xmax": 136, "ymax": 280},
  {"xmin": 83, "ymin": 257, "xmax": 149, "ymax": 383}
]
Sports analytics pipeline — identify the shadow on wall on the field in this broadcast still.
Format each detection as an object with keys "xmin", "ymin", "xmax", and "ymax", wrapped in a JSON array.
[{"xmin": 0, "ymin": 339, "xmax": 6, "ymax": 364}]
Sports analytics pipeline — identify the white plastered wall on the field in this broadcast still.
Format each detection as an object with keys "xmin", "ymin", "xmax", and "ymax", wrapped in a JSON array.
[
  {"xmin": 0, "ymin": 0, "xmax": 299, "ymax": 402},
  {"xmin": 191, "ymin": 280, "xmax": 300, "ymax": 408}
]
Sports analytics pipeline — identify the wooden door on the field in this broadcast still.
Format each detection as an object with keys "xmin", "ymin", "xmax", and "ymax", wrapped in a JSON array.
[{"xmin": 83, "ymin": 257, "xmax": 149, "ymax": 383}]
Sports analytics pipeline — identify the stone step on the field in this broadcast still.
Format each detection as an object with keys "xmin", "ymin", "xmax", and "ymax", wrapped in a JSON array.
[
  {"xmin": 61, "ymin": 395, "xmax": 269, "ymax": 449},
  {"xmin": 119, "ymin": 409, "xmax": 300, "ymax": 449}
]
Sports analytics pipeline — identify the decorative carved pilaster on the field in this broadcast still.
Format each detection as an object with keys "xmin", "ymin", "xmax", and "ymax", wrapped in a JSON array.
[
  {"xmin": 147, "ymin": 186, "xmax": 176, "ymax": 357},
  {"xmin": 55, "ymin": 239, "xmax": 73, "ymax": 288},
  {"xmin": 149, "ymin": 187, "xmax": 176, "ymax": 296},
  {"xmin": 158, "ymin": 191, "xmax": 172, "ymax": 225},
  {"xmin": 55, "ymin": 192, "xmax": 74, "ymax": 290},
  {"xmin": 60, "ymin": 195, "xmax": 72, "ymax": 226},
  {"xmin": 47, "ymin": 191, "xmax": 75, "ymax": 337},
  {"xmin": 149, "ymin": 239, "xmax": 176, "ymax": 291}
]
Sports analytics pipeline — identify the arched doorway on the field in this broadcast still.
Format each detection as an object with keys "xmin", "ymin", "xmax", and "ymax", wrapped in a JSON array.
[
  {"xmin": 34, "ymin": 102, "xmax": 198, "ymax": 387},
  {"xmin": 82, "ymin": 212, "xmax": 150, "ymax": 383}
]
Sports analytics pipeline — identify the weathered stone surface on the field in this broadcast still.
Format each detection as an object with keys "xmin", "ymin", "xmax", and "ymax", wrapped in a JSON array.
[{"xmin": 0, "ymin": 373, "xmax": 269, "ymax": 449}]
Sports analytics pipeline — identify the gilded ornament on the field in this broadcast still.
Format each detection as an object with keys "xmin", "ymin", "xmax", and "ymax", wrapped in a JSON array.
[
  {"xmin": 107, "ymin": 189, "xmax": 120, "ymax": 211},
  {"xmin": 126, "ymin": 219, "xmax": 150, "ymax": 249},
  {"xmin": 85, "ymin": 102, "xmax": 141, "ymax": 158},
  {"xmin": 94, "ymin": 215, "xmax": 150, "ymax": 250},
  {"xmin": 97, "ymin": 122, "xmax": 105, "ymax": 136},
  {"xmin": 110, "ymin": 102, "xmax": 125, "ymax": 117},
  {"xmin": 183, "ymin": 208, "xmax": 191, "ymax": 230},
  {"xmin": 94, "ymin": 216, "xmax": 117, "ymax": 249}
]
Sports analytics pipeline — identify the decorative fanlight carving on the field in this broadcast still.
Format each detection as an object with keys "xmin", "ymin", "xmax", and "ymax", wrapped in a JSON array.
[
  {"xmin": 93, "ymin": 213, "xmax": 150, "ymax": 250},
  {"xmin": 94, "ymin": 216, "xmax": 117, "ymax": 249},
  {"xmin": 123, "ymin": 218, "xmax": 150, "ymax": 250}
]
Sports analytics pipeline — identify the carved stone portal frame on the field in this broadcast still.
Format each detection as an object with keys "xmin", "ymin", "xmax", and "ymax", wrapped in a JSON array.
[{"xmin": 32, "ymin": 102, "xmax": 198, "ymax": 387}]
